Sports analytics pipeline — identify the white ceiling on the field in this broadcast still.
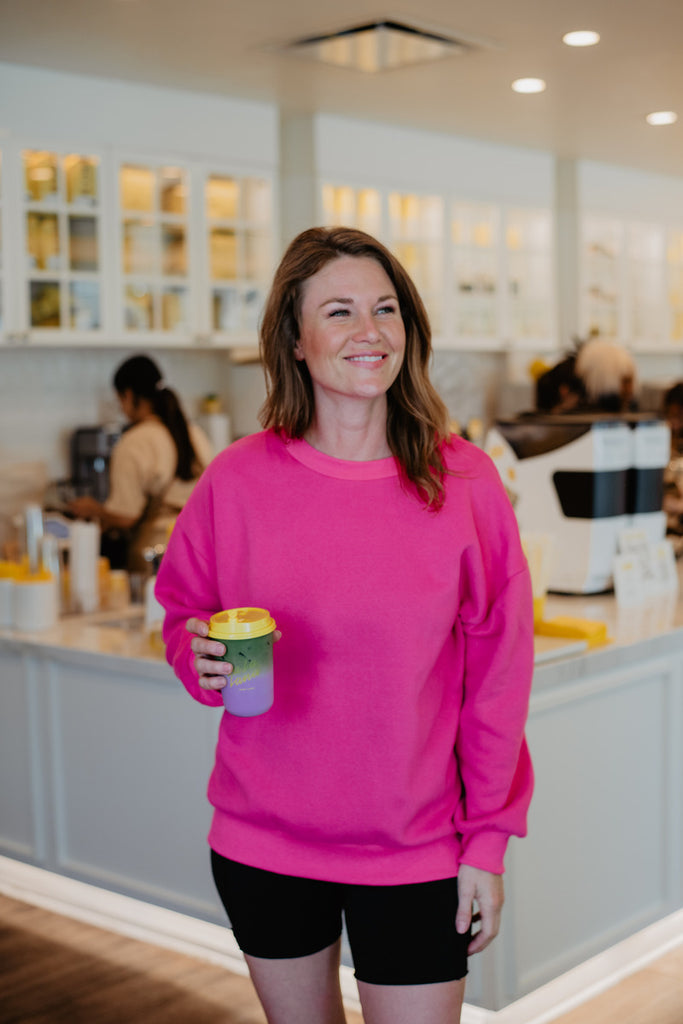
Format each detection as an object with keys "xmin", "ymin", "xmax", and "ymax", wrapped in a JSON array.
[{"xmin": 2, "ymin": 0, "xmax": 683, "ymax": 178}]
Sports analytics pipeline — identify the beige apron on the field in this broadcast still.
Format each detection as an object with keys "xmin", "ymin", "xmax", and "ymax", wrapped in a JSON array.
[{"xmin": 125, "ymin": 489, "xmax": 183, "ymax": 575}]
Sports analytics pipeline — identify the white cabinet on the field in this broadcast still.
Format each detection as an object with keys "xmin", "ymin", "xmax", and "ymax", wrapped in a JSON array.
[
  {"xmin": 579, "ymin": 214, "xmax": 678, "ymax": 349},
  {"xmin": 320, "ymin": 181, "xmax": 555, "ymax": 349},
  {"xmin": 666, "ymin": 228, "xmax": 683, "ymax": 343},
  {"xmin": 504, "ymin": 206, "xmax": 554, "ymax": 347},
  {"xmin": 387, "ymin": 191, "xmax": 445, "ymax": 334},
  {"xmin": 6, "ymin": 146, "xmax": 108, "ymax": 343},
  {"xmin": 117, "ymin": 159, "xmax": 193, "ymax": 339},
  {"xmin": 451, "ymin": 201, "xmax": 501, "ymax": 343},
  {"xmin": 203, "ymin": 169, "xmax": 274, "ymax": 342},
  {"xmin": 0, "ymin": 142, "xmax": 276, "ymax": 348}
]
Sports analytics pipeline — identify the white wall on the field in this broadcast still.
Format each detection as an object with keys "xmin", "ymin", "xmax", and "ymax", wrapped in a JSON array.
[
  {"xmin": 0, "ymin": 62, "xmax": 277, "ymax": 164},
  {"xmin": 313, "ymin": 114, "xmax": 555, "ymax": 202},
  {"xmin": 579, "ymin": 160, "xmax": 683, "ymax": 219},
  {"xmin": 0, "ymin": 347, "xmax": 266, "ymax": 478}
]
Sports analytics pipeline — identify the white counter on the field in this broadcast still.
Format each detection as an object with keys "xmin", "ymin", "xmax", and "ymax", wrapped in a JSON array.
[
  {"xmin": 7, "ymin": 586, "xmax": 678, "ymax": 671},
  {"xmin": 1, "ymin": 589, "xmax": 682, "ymax": 1012}
]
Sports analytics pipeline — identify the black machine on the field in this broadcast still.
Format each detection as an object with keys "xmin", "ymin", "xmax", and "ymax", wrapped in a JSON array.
[{"xmin": 69, "ymin": 425, "xmax": 121, "ymax": 502}]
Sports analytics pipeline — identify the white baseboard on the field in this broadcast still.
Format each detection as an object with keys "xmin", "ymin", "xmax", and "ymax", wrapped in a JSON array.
[
  {"xmin": 1, "ymin": 856, "xmax": 681, "ymax": 1024},
  {"xmin": 491, "ymin": 906, "xmax": 683, "ymax": 1024}
]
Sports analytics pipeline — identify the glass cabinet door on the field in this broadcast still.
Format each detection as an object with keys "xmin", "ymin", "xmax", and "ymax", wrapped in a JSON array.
[
  {"xmin": 450, "ymin": 202, "xmax": 500, "ymax": 341},
  {"xmin": 626, "ymin": 223, "xmax": 665, "ymax": 345},
  {"xmin": 22, "ymin": 149, "xmax": 102, "ymax": 333},
  {"xmin": 504, "ymin": 207, "xmax": 553, "ymax": 343},
  {"xmin": 666, "ymin": 229, "xmax": 683, "ymax": 344},
  {"xmin": 581, "ymin": 217, "xmax": 622, "ymax": 338},
  {"xmin": 387, "ymin": 191, "xmax": 444, "ymax": 333},
  {"xmin": 207, "ymin": 172, "xmax": 273, "ymax": 336},
  {"xmin": 119, "ymin": 162, "xmax": 190, "ymax": 333},
  {"xmin": 321, "ymin": 184, "xmax": 383, "ymax": 238}
]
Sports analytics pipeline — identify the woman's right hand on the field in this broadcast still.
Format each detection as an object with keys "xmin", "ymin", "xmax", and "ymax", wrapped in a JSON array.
[{"xmin": 185, "ymin": 617, "xmax": 232, "ymax": 691}]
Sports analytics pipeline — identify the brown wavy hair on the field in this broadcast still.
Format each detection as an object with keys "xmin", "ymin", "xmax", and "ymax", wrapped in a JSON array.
[{"xmin": 259, "ymin": 226, "xmax": 451, "ymax": 508}]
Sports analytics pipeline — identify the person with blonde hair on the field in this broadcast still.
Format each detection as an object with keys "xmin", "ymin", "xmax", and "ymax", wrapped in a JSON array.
[
  {"xmin": 574, "ymin": 337, "xmax": 638, "ymax": 413},
  {"xmin": 156, "ymin": 227, "xmax": 534, "ymax": 1024}
]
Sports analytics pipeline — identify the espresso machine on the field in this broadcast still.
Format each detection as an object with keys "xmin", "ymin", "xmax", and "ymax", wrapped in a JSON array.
[
  {"xmin": 69, "ymin": 425, "xmax": 121, "ymax": 502},
  {"xmin": 485, "ymin": 414, "xmax": 669, "ymax": 594}
]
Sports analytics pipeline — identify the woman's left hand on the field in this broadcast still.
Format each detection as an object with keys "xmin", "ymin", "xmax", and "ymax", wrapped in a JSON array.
[{"xmin": 455, "ymin": 863, "xmax": 504, "ymax": 954}]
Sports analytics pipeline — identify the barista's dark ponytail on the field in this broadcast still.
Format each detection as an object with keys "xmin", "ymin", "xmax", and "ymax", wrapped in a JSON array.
[{"xmin": 112, "ymin": 355, "xmax": 202, "ymax": 480}]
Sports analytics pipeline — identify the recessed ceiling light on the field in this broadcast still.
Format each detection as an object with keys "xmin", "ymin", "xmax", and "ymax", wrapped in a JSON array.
[
  {"xmin": 646, "ymin": 111, "xmax": 678, "ymax": 125},
  {"xmin": 511, "ymin": 78, "xmax": 546, "ymax": 94},
  {"xmin": 562, "ymin": 30, "xmax": 600, "ymax": 47}
]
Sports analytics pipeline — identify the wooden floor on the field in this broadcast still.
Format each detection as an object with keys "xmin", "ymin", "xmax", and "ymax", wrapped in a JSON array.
[
  {"xmin": 0, "ymin": 891, "xmax": 681, "ymax": 1024},
  {"xmin": 0, "ymin": 893, "xmax": 364, "ymax": 1024}
]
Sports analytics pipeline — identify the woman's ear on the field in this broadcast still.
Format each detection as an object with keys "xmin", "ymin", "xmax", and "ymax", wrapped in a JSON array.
[{"xmin": 293, "ymin": 339, "xmax": 305, "ymax": 362}]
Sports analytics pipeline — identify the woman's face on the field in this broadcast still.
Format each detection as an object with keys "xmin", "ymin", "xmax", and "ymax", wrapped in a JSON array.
[
  {"xmin": 117, "ymin": 388, "xmax": 137, "ymax": 422},
  {"xmin": 294, "ymin": 256, "xmax": 406, "ymax": 408}
]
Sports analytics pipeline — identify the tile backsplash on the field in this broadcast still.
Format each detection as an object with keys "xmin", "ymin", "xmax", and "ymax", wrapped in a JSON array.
[{"xmin": 2, "ymin": 344, "xmax": 678, "ymax": 484}]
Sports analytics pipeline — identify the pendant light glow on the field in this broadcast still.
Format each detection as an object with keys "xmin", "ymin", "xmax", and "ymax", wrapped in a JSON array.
[
  {"xmin": 562, "ymin": 30, "xmax": 600, "ymax": 47},
  {"xmin": 646, "ymin": 111, "xmax": 678, "ymax": 126},
  {"xmin": 511, "ymin": 78, "xmax": 546, "ymax": 94}
]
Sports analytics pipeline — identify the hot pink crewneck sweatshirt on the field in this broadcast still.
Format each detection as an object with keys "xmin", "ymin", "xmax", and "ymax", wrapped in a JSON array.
[{"xmin": 156, "ymin": 430, "xmax": 534, "ymax": 884}]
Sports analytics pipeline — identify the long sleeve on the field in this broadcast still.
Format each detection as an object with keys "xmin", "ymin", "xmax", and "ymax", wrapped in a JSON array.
[
  {"xmin": 453, "ymin": 472, "xmax": 535, "ymax": 875},
  {"xmin": 155, "ymin": 472, "xmax": 223, "ymax": 707}
]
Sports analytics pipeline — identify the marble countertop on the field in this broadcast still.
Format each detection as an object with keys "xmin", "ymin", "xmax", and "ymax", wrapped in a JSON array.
[{"xmin": 0, "ymin": 605, "xmax": 166, "ymax": 674}]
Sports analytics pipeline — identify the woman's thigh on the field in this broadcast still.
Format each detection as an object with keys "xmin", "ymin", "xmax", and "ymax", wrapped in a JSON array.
[
  {"xmin": 357, "ymin": 977, "xmax": 466, "ymax": 1024},
  {"xmin": 245, "ymin": 940, "xmax": 347, "ymax": 1024}
]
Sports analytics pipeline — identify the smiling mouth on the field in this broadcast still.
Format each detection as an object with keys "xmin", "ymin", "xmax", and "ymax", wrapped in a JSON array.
[{"xmin": 345, "ymin": 355, "xmax": 386, "ymax": 363}]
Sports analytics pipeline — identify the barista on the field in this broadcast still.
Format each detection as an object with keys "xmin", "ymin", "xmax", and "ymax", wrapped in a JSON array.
[
  {"xmin": 69, "ymin": 355, "xmax": 213, "ymax": 573},
  {"xmin": 535, "ymin": 354, "xmax": 585, "ymax": 413}
]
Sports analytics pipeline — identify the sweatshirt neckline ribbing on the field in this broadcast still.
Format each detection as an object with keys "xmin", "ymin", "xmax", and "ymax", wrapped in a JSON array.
[{"xmin": 283, "ymin": 436, "xmax": 398, "ymax": 480}]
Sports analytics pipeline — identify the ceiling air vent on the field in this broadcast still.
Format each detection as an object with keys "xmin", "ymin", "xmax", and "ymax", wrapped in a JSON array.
[{"xmin": 285, "ymin": 20, "xmax": 472, "ymax": 73}]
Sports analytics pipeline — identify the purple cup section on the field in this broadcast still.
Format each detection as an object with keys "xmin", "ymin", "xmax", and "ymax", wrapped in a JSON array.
[{"xmin": 209, "ymin": 631, "xmax": 274, "ymax": 716}]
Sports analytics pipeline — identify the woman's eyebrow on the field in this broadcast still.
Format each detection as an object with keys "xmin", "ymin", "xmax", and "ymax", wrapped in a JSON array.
[{"xmin": 319, "ymin": 293, "xmax": 397, "ymax": 308}]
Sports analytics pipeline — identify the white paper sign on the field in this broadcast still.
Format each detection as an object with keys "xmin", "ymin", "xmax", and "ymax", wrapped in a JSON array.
[{"xmin": 613, "ymin": 534, "xmax": 679, "ymax": 606}]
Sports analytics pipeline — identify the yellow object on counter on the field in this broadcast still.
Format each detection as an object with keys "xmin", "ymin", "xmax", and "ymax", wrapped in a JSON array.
[
  {"xmin": 533, "ymin": 596, "xmax": 546, "ymax": 624},
  {"xmin": 535, "ymin": 615, "xmax": 610, "ymax": 649},
  {"xmin": 0, "ymin": 560, "xmax": 25, "ymax": 579}
]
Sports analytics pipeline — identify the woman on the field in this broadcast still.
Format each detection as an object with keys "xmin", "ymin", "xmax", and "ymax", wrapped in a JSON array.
[
  {"xmin": 70, "ymin": 354, "xmax": 213, "ymax": 573},
  {"xmin": 155, "ymin": 228, "xmax": 534, "ymax": 1024},
  {"xmin": 535, "ymin": 354, "xmax": 585, "ymax": 413}
]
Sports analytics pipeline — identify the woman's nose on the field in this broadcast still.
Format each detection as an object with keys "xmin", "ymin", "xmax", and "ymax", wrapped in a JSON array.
[{"xmin": 352, "ymin": 310, "xmax": 380, "ymax": 342}]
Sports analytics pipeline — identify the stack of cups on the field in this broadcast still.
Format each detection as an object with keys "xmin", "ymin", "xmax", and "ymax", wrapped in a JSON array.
[
  {"xmin": 69, "ymin": 520, "xmax": 101, "ymax": 614},
  {"xmin": 12, "ymin": 570, "xmax": 59, "ymax": 631}
]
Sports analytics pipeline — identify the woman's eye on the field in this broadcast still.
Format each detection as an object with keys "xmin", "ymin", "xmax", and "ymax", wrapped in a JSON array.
[
  {"xmin": 329, "ymin": 308, "xmax": 349, "ymax": 317},
  {"xmin": 377, "ymin": 305, "xmax": 397, "ymax": 315}
]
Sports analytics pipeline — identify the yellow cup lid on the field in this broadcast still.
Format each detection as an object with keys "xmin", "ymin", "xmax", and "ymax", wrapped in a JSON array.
[{"xmin": 209, "ymin": 606, "xmax": 276, "ymax": 640}]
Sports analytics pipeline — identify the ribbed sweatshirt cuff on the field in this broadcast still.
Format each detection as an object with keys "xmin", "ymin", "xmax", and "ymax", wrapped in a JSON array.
[{"xmin": 459, "ymin": 830, "xmax": 509, "ymax": 875}]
